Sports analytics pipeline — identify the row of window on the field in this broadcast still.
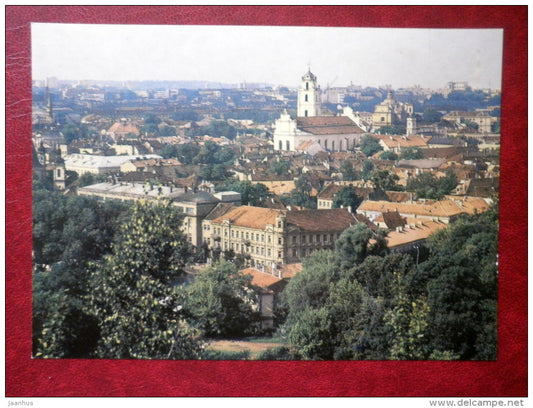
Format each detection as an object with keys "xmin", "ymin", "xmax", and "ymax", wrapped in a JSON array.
[
  {"xmin": 207, "ymin": 226, "xmax": 278, "ymax": 244},
  {"xmin": 290, "ymin": 233, "xmax": 340, "ymax": 245},
  {"xmin": 208, "ymin": 239, "xmax": 283, "ymax": 260},
  {"xmin": 277, "ymin": 138, "xmax": 359, "ymax": 151}
]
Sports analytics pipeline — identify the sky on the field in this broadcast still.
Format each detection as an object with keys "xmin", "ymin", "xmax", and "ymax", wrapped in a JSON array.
[{"xmin": 31, "ymin": 23, "xmax": 503, "ymax": 90}]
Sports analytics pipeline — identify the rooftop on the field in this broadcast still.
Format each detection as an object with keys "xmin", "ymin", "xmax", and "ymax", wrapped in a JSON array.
[
  {"xmin": 296, "ymin": 116, "xmax": 365, "ymax": 135},
  {"xmin": 385, "ymin": 220, "xmax": 448, "ymax": 249}
]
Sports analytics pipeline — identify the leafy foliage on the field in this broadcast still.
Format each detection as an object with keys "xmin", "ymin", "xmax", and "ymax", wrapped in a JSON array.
[
  {"xmin": 370, "ymin": 169, "xmax": 401, "ymax": 191},
  {"xmin": 216, "ymin": 180, "xmax": 271, "ymax": 206},
  {"xmin": 289, "ymin": 174, "xmax": 317, "ymax": 209},
  {"xmin": 359, "ymin": 135, "xmax": 383, "ymax": 157},
  {"xmin": 400, "ymin": 147, "xmax": 423, "ymax": 160},
  {"xmin": 179, "ymin": 261, "xmax": 260, "ymax": 338},
  {"xmin": 280, "ymin": 205, "xmax": 498, "ymax": 360},
  {"xmin": 332, "ymin": 186, "xmax": 363, "ymax": 212},
  {"xmin": 406, "ymin": 170, "xmax": 457, "ymax": 200},
  {"xmin": 85, "ymin": 199, "xmax": 202, "ymax": 359}
]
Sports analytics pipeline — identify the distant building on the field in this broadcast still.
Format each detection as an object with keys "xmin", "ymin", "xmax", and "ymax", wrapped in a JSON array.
[
  {"xmin": 273, "ymin": 69, "xmax": 366, "ymax": 152},
  {"xmin": 357, "ymin": 196, "xmax": 490, "ymax": 224},
  {"xmin": 375, "ymin": 134, "xmax": 429, "ymax": 153},
  {"xmin": 78, "ymin": 181, "xmax": 241, "ymax": 247},
  {"xmin": 442, "ymin": 111, "xmax": 493, "ymax": 133},
  {"xmin": 371, "ymin": 90, "xmax": 414, "ymax": 129},
  {"xmin": 64, "ymin": 154, "xmax": 161, "ymax": 175},
  {"xmin": 107, "ymin": 119, "xmax": 140, "ymax": 141}
]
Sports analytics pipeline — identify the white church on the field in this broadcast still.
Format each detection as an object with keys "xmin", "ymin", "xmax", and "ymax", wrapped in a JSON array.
[{"xmin": 273, "ymin": 69, "xmax": 367, "ymax": 153}]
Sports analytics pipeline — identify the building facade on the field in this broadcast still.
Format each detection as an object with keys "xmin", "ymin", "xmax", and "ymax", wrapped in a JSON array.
[
  {"xmin": 273, "ymin": 69, "xmax": 366, "ymax": 152},
  {"xmin": 203, "ymin": 206, "xmax": 362, "ymax": 268}
]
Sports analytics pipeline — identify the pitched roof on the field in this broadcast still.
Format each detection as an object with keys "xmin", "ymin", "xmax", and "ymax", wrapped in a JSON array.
[
  {"xmin": 204, "ymin": 202, "xmax": 236, "ymax": 221},
  {"xmin": 377, "ymin": 135, "xmax": 429, "ymax": 149},
  {"xmin": 357, "ymin": 199, "xmax": 467, "ymax": 218},
  {"xmin": 381, "ymin": 211, "xmax": 407, "ymax": 229},
  {"xmin": 397, "ymin": 158, "xmax": 447, "ymax": 169},
  {"xmin": 317, "ymin": 183, "xmax": 345, "ymax": 200},
  {"xmin": 241, "ymin": 268, "xmax": 287, "ymax": 293},
  {"xmin": 211, "ymin": 206, "xmax": 282, "ymax": 229},
  {"xmin": 296, "ymin": 116, "xmax": 364, "ymax": 135},
  {"xmin": 286, "ymin": 208, "xmax": 358, "ymax": 231},
  {"xmin": 385, "ymin": 220, "xmax": 447, "ymax": 248},
  {"xmin": 108, "ymin": 121, "xmax": 140, "ymax": 135}
]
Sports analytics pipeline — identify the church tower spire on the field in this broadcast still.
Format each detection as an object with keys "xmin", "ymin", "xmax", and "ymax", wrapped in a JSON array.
[
  {"xmin": 297, "ymin": 68, "xmax": 321, "ymax": 117},
  {"xmin": 46, "ymin": 87, "xmax": 54, "ymax": 124}
]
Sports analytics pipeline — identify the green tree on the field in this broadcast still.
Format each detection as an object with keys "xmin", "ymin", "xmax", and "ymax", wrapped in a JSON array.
[
  {"xmin": 376, "ymin": 125, "xmax": 406, "ymax": 135},
  {"xmin": 216, "ymin": 180, "xmax": 270, "ymax": 206},
  {"xmin": 61, "ymin": 123, "xmax": 90, "ymax": 144},
  {"xmin": 86, "ymin": 199, "xmax": 201, "ymax": 359},
  {"xmin": 289, "ymin": 174, "xmax": 316, "ymax": 209},
  {"xmin": 380, "ymin": 151, "xmax": 398, "ymax": 161},
  {"xmin": 406, "ymin": 170, "xmax": 457, "ymax": 200},
  {"xmin": 422, "ymin": 109, "xmax": 443, "ymax": 124},
  {"xmin": 400, "ymin": 147, "xmax": 423, "ymax": 160},
  {"xmin": 269, "ymin": 160, "xmax": 290, "ymax": 176},
  {"xmin": 370, "ymin": 169, "xmax": 401, "ymax": 191},
  {"xmin": 332, "ymin": 186, "xmax": 363, "ymax": 212},
  {"xmin": 359, "ymin": 135, "xmax": 383, "ymax": 157},
  {"xmin": 361, "ymin": 160, "xmax": 375, "ymax": 181},
  {"xmin": 174, "ymin": 143, "xmax": 201, "ymax": 164},
  {"xmin": 340, "ymin": 160, "xmax": 357, "ymax": 181},
  {"xmin": 32, "ymin": 188, "xmax": 131, "ymax": 358},
  {"xmin": 179, "ymin": 261, "xmax": 260, "ymax": 338}
]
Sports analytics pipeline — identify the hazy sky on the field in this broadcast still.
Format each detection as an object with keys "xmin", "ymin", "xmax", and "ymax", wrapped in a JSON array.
[{"xmin": 32, "ymin": 23, "xmax": 503, "ymax": 90}]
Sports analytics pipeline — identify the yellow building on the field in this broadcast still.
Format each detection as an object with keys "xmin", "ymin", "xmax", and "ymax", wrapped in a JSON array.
[{"xmin": 203, "ymin": 206, "xmax": 362, "ymax": 268}]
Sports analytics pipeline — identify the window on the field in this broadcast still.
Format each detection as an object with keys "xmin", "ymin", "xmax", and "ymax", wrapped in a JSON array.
[
  {"xmin": 286, "ymin": 140, "xmax": 290, "ymax": 151},
  {"xmin": 278, "ymin": 237, "xmax": 282, "ymax": 245},
  {"xmin": 304, "ymin": 110, "xmax": 308, "ymax": 117},
  {"xmin": 332, "ymin": 141, "xmax": 335, "ymax": 151},
  {"xmin": 279, "ymin": 140, "xmax": 283, "ymax": 150},
  {"xmin": 292, "ymin": 249, "xmax": 297, "ymax": 257},
  {"xmin": 305, "ymin": 94, "xmax": 308, "ymax": 102},
  {"xmin": 306, "ymin": 82, "xmax": 309, "ymax": 90},
  {"xmin": 292, "ymin": 236, "xmax": 297, "ymax": 244},
  {"xmin": 268, "ymin": 248, "xmax": 271, "ymax": 256},
  {"xmin": 268, "ymin": 235, "xmax": 272, "ymax": 243},
  {"xmin": 302, "ymin": 235, "xmax": 306, "ymax": 244}
]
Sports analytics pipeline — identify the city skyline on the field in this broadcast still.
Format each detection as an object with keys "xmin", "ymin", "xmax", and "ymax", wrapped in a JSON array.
[{"xmin": 32, "ymin": 23, "xmax": 503, "ymax": 90}]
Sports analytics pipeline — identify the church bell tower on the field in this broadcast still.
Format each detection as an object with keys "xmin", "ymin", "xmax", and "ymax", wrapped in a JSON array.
[{"xmin": 297, "ymin": 68, "xmax": 321, "ymax": 117}]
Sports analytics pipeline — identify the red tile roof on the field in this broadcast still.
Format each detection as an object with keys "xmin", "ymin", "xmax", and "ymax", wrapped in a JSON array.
[
  {"xmin": 296, "ymin": 116, "xmax": 364, "ymax": 135},
  {"xmin": 211, "ymin": 206, "xmax": 281, "ymax": 229},
  {"xmin": 286, "ymin": 208, "xmax": 358, "ymax": 231}
]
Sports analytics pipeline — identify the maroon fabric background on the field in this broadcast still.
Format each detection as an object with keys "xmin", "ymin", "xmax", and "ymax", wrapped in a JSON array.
[{"xmin": 5, "ymin": 6, "xmax": 527, "ymax": 397}]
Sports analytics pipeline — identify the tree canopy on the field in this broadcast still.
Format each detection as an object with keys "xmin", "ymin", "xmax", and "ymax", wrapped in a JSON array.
[
  {"xmin": 359, "ymin": 135, "xmax": 383, "ymax": 157},
  {"xmin": 178, "ymin": 261, "xmax": 260, "ymax": 338}
]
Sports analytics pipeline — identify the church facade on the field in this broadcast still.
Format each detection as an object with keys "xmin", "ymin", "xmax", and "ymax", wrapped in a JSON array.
[{"xmin": 273, "ymin": 69, "xmax": 366, "ymax": 152}]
